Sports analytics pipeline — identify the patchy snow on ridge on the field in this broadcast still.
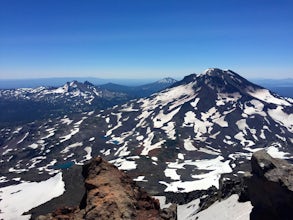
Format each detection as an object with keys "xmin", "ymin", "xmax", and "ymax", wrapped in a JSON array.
[
  {"xmin": 141, "ymin": 131, "xmax": 165, "ymax": 156},
  {"xmin": 216, "ymin": 92, "xmax": 241, "ymax": 106},
  {"xmin": 109, "ymin": 157, "xmax": 139, "ymax": 171},
  {"xmin": 0, "ymin": 173, "xmax": 65, "ymax": 220},
  {"xmin": 160, "ymin": 156, "xmax": 232, "ymax": 192},
  {"xmin": 141, "ymin": 82, "xmax": 195, "ymax": 110}
]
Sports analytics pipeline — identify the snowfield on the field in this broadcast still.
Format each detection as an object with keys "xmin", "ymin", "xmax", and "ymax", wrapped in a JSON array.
[
  {"xmin": 0, "ymin": 173, "xmax": 65, "ymax": 220},
  {"xmin": 177, "ymin": 194, "xmax": 252, "ymax": 220},
  {"xmin": 160, "ymin": 156, "xmax": 232, "ymax": 192}
]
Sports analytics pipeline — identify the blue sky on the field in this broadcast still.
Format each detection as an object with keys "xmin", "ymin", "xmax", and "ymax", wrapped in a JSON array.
[{"xmin": 0, "ymin": 0, "xmax": 292, "ymax": 79}]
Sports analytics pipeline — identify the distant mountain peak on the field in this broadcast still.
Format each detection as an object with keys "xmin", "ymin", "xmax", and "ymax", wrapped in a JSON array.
[
  {"xmin": 84, "ymin": 81, "xmax": 95, "ymax": 87},
  {"xmin": 156, "ymin": 77, "xmax": 177, "ymax": 84}
]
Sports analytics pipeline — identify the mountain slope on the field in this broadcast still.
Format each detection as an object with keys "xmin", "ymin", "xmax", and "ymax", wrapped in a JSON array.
[{"xmin": 1, "ymin": 68, "xmax": 292, "ymax": 196}]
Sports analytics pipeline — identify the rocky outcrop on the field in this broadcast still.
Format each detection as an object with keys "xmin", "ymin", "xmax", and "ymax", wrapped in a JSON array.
[
  {"xmin": 248, "ymin": 150, "xmax": 293, "ymax": 220},
  {"xmin": 36, "ymin": 157, "xmax": 176, "ymax": 220}
]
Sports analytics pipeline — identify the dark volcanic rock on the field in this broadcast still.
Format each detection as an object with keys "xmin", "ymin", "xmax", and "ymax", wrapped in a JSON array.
[
  {"xmin": 35, "ymin": 157, "xmax": 176, "ymax": 220},
  {"xmin": 248, "ymin": 150, "xmax": 293, "ymax": 220}
]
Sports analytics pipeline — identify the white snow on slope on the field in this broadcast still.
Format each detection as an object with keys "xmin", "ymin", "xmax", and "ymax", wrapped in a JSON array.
[
  {"xmin": 266, "ymin": 143, "xmax": 291, "ymax": 159},
  {"xmin": 160, "ymin": 156, "xmax": 232, "ymax": 192},
  {"xmin": 243, "ymin": 99, "xmax": 266, "ymax": 117},
  {"xmin": 178, "ymin": 194, "xmax": 252, "ymax": 220},
  {"xmin": 28, "ymin": 143, "xmax": 38, "ymax": 149},
  {"xmin": 153, "ymin": 107, "xmax": 181, "ymax": 128},
  {"xmin": 60, "ymin": 117, "xmax": 73, "ymax": 125},
  {"xmin": 141, "ymin": 131, "xmax": 165, "ymax": 156},
  {"xmin": 268, "ymin": 106, "xmax": 293, "ymax": 132},
  {"xmin": 247, "ymin": 87, "xmax": 291, "ymax": 106},
  {"xmin": 153, "ymin": 196, "xmax": 172, "ymax": 209},
  {"xmin": 17, "ymin": 132, "xmax": 29, "ymax": 144},
  {"xmin": 141, "ymin": 82, "xmax": 195, "ymax": 111},
  {"xmin": 106, "ymin": 113, "xmax": 122, "ymax": 136},
  {"xmin": 183, "ymin": 138, "xmax": 220, "ymax": 155},
  {"xmin": 162, "ymin": 122, "xmax": 177, "ymax": 140},
  {"xmin": 177, "ymin": 198, "xmax": 200, "ymax": 220},
  {"xmin": 83, "ymin": 146, "xmax": 92, "ymax": 160},
  {"xmin": 0, "ymin": 173, "xmax": 65, "ymax": 220},
  {"xmin": 183, "ymin": 138, "xmax": 197, "ymax": 151},
  {"xmin": 61, "ymin": 142, "xmax": 83, "ymax": 154},
  {"xmin": 184, "ymin": 111, "xmax": 213, "ymax": 135},
  {"xmin": 133, "ymin": 176, "xmax": 148, "ymax": 182},
  {"xmin": 164, "ymin": 168, "xmax": 181, "ymax": 180},
  {"xmin": 216, "ymin": 92, "xmax": 241, "ymax": 106},
  {"xmin": 59, "ymin": 127, "xmax": 79, "ymax": 143},
  {"xmin": 109, "ymin": 157, "xmax": 139, "ymax": 171},
  {"xmin": 114, "ymin": 142, "xmax": 131, "ymax": 157}
]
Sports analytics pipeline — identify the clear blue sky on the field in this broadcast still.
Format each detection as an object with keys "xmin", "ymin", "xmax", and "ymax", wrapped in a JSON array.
[{"xmin": 0, "ymin": 0, "xmax": 292, "ymax": 79}]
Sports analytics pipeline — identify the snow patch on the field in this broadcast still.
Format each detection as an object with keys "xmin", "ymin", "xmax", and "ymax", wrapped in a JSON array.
[
  {"xmin": 247, "ymin": 87, "xmax": 291, "ymax": 106},
  {"xmin": 161, "ymin": 156, "xmax": 232, "ymax": 192},
  {"xmin": 61, "ymin": 142, "xmax": 83, "ymax": 154},
  {"xmin": 191, "ymin": 194, "xmax": 252, "ymax": 220},
  {"xmin": 268, "ymin": 106, "xmax": 293, "ymax": 132}
]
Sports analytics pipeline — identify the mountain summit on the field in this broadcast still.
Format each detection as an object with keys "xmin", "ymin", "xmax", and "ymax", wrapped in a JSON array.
[{"xmin": 1, "ymin": 68, "xmax": 292, "ymax": 197}]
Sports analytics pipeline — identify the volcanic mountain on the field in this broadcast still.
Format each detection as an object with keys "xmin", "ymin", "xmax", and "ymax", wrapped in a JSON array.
[
  {"xmin": 0, "ymin": 80, "xmax": 129, "ymax": 127},
  {"xmin": 1, "ymin": 68, "xmax": 293, "ymax": 199},
  {"xmin": 0, "ymin": 78, "xmax": 177, "ymax": 127}
]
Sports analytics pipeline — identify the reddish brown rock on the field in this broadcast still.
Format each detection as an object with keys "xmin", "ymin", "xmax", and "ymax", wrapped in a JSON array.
[{"xmin": 36, "ymin": 157, "xmax": 176, "ymax": 220}]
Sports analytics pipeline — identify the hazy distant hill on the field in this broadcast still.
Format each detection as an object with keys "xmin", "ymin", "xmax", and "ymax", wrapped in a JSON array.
[
  {"xmin": 100, "ymin": 77, "xmax": 177, "ymax": 98},
  {"xmin": 0, "ymin": 77, "xmax": 161, "ymax": 89}
]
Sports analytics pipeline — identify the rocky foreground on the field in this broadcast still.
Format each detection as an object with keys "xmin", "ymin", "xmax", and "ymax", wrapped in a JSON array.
[
  {"xmin": 28, "ymin": 149, "xmax": 293, "ymax": 220},
  {"xmin": 34, "ymin": 157, "xmax": 176, "ymax": 220},
  {"xmin": 248, "ymin": 150, "xmax": 293, "ymax": 220}
]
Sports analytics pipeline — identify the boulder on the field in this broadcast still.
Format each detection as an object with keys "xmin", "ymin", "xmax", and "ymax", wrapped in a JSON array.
[{"xmin": 248, "ymin": 150, "xmax": 293, "ymax": 220}]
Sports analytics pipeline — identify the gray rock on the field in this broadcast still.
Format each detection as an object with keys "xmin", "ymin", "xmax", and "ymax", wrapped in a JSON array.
[{"xmin": 248, "ymin": 150, "xmax": 293, "ymax": 220}]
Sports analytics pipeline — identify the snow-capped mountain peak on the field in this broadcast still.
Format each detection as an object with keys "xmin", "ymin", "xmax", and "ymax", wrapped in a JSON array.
[{"xmin": 156, "ymin": 77, "xmax": 177, "ymax": 84}]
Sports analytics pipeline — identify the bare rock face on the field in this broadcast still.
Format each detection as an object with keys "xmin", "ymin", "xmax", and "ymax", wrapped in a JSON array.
[
  {"xmin": 248, "ymin": 150, "xmax": 293, "ymax": 220},
  {"xmin": 36, "ymin": 157, "xmax": 176, "ymax": 220}
]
